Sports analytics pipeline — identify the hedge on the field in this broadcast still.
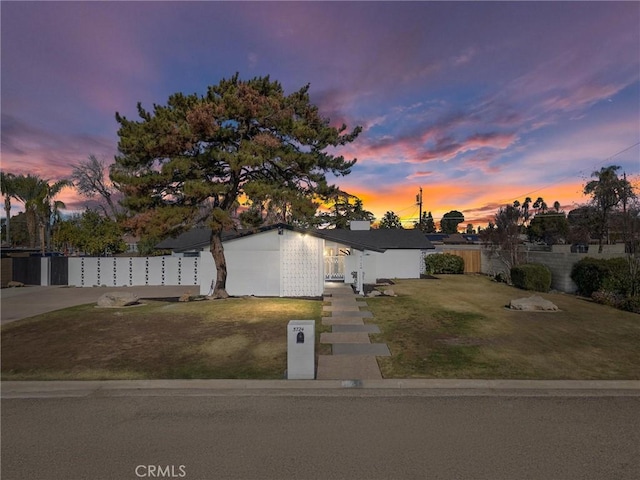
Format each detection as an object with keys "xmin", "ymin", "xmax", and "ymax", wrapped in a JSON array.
[
  {"xmin": 424, "ymin": 253, "xmax": 464, "ymax": 274},
  {"xmin": 570, "ymin": 257, "xmax": 629, "ymax": 297},
  {"xmin": 510, "ymin": 263, "xmax": 552, "ymax": 292}
]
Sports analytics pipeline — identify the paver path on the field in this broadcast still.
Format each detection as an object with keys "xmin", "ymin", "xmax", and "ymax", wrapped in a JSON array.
[{"xmin": 316, "ymin": 283, "xmax": 390, "ymax": 380}]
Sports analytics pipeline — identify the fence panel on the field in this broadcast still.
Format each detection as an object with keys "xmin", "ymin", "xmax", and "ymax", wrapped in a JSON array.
[
  {"xmin": 442, "ymin": 249, "xmax": 481, "ymax": 273},
  {"xmin": 12, "ymin": 257, "xmax": 41, "ymax": 285},
  {"xmin": 50, "ymin": 256, "xmax": 68, "ymax": 285},
  {"xmin": 67, "ymin": 256, "xmax": 200, "ymax": 287}
]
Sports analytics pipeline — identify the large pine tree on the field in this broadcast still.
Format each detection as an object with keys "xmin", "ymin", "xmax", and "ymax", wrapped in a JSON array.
[{"xmin": 112, "ymin": 74, "xmax": 361, "ymax": 298}]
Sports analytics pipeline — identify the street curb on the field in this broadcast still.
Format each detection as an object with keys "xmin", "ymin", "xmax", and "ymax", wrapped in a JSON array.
[{"xmin": 2, "ymin": 379, "xmax": 640, "ymax": 399}]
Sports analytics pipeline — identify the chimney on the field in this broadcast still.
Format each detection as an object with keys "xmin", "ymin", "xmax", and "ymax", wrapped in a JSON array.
[{"xmin": 349, "ymin": 220, "xmax": 371, "ymax": 231}]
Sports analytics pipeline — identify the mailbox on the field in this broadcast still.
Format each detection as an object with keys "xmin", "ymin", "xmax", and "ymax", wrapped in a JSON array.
[{"xmin": 287, "ymin": 320, "xmax": 315, "ymax": 379}]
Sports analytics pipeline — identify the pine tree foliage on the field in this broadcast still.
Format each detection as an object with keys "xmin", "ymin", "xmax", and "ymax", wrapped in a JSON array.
[{"xmin": 112, "ymin": 74, "xmax": 361, "ymax": 297}]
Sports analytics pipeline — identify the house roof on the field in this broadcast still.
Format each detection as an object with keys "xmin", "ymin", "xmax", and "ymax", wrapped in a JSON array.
[
  {"xmin": 156, "ymin": 223, "xmax": 435, "ymax": 252},
  {"xmin": 315, "ymin": 228, "xmax": 434, "ymax": 251},
  {"xmin": 155, "ymin": 228, "xmax": 212, "ymax": 252},
  {"xmin": 155, "ymin": 224, "xmax": 292, "ymax": 252}
]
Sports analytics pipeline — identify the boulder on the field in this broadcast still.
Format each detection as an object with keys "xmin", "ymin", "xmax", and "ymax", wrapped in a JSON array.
[
  {"xmin": 383, "ymin": 289, "xmax": 397, "ymax": 297},
  {"xmin": 7, "ymin": 281, "xmax": 25, "ymax": 288},
  {"xmin": 367, "ymin": 290, "xmax": 382, "ymax": 297},
  {"xmin": 509, "ymin": 295, "xmax": 558, "ymax": 312},
  {"xmin": 178, "ymin": 293, "xmax": 191, "ymax": 302},
  {"xmin": 97, "ymin": 291, "xmax": 139, "ymax": 307}
]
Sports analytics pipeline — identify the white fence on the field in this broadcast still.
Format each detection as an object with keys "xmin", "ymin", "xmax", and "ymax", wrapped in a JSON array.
[{"xmin": 68, "ymin": 256, "xmax": 200, "ymax": 287}]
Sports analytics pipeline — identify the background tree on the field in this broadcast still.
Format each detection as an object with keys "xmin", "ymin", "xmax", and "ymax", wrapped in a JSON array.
[
  {"xmin": 414, "ymin": 211, "xmax": 436, "ymax": 233},
  {"xmin": 584, "ymin": 165, "xmax": 635, "ymax": 253},
  {"xmin": 532, "ymin": 197, "xmax": 548, "ymax": 215},
  {"xmin": 481, "ymin": 204, "xmax": 523, "ymax": 277},
  {"xmin": 440, "ymin": 210, "xmax": 464, "ymax": 234},
  {"xmin": 378, "ymin": 211, "xmax": 403, "ymax": 229},
  {"xmin": 54, "ymin": 209, "xmax": 126, "ymax": 256},
  {"xmin": 527, "ymin": 211, "xmax": 569, "ymax": 245},
  {"xmin": 71, "ymin": 155, "xmax": 120, "ymax": 219},
  {"xmin": 112, "ymin": 74, "xmax": 361, "ymax": 298},
  {"xmin": 11, "ymin": 174, "xmax": 71, "ymax": 251},
  {"xmin": 3, "ymin": 212, "xmax": 29, "ymax": 246},
  {"xmin": 567, "ymin": 205, "xmax": 600, "ymax": 245},
  {"xmin": 0, "ymin": 171, "xmax": 16, "ymax": 245},
  {"xmin": 466, "ymin": 223, "xmax": 475, "ymax": 234},
  {"xmin": 319, "ymin": 191, "xmax": 374, "ymax": 228}
]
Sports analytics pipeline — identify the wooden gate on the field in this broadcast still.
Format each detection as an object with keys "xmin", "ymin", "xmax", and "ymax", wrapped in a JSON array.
[
  {"xmin": 50, "ymin": 256, "xmax": 68, "ymax": 285},
  {"xmin": 443, "ymin": 249, "xmax": 481, "ymax": 273},
  {"xmin": 12, "ymin": 257, "xmax": 41, "ymax": 285}
]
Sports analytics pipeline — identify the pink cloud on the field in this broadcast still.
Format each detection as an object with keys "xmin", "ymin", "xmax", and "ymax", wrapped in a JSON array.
[{"xmin": 406, "ymin": 171, "xmax": 435, "ymax": 180}]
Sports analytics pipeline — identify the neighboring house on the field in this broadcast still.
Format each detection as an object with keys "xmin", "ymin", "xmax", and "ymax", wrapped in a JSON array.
[{"xmin": 156, "ymin": 221, "xmax": 435, "ymax": 297}]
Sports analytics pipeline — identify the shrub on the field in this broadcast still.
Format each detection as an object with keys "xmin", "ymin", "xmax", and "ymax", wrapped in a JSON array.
[
  {"xmin": 570, "ymin": 257, "xmax": 627, "ymax": 297},
  {"xmin": 425, "ymin": 253, "xmax": 464, "ymax": 274},
  {"xmin": 510, "ymin": 263, "xmax": 552, "ymax": 292}
]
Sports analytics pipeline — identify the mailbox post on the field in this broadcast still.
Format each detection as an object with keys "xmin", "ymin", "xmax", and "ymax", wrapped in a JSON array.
[{"xmin": 287, "ymin": 320, "xmax": 315, "ymax": 379}]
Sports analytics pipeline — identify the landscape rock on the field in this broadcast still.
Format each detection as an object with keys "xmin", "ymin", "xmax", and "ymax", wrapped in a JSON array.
[
  {"xmin": 7, "ymin": 281, "xmax": 25, "ymax": 288},
  {"xmin": 178, "ymin": 293, "xmax": 191, "ymax": 302},
  {"xmin": 383, "ymin": 289, "xmax": 397, "ymax": 297},
  {"xmin": 97, "ymin": 291, "xmax": 139, "ymax": 307},
  {"xmin": 367, "ymin": 290, "xmax": 382, "ymax": 297},
  {"xmin": 509, "ymin": 295, "xmax": 558, "ymax": 312}
]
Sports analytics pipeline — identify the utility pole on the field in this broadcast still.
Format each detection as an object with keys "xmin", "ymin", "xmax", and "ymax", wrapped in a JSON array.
[{"xmin": 416, "ymin": 187, "xmax": 423, "ymax": 228}]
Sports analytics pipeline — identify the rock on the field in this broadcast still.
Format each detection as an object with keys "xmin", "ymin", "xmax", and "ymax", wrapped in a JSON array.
[
  {"xmin": 97, "ymin": 292, "xmax": 139, "ymax": 307},
  {"xmin": 509, "ymin": 295, "xmax": 558, "ymax": 311},
  {"xmin": 367, "ymin": 290, "xmax": 382, "ymax": 297},
  {"xmin": 7, "ymin": 281, "xmax": 25, "ymax": 288},
  {"xmin": 383, "ymin": 289, "xmax": 397, "ymax": 297},
  {"xmin": 178, "ymin": 293, "xmax": 191, "ymax": 302}
]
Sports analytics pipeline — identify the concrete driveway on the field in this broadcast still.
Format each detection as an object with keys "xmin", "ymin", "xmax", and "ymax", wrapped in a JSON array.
[{"xmin": 0, "ymin": 285, "xmax": 195, "ymax": 324}]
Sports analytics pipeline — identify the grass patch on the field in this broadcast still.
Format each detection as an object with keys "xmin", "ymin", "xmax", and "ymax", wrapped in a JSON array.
[
  {"xmin": 367, "ymin": 275, "xmax": 640, "ymax": 380},
  {"xmin": 1, "ymin": 297, "xmax": 322, "ymax": 380}
]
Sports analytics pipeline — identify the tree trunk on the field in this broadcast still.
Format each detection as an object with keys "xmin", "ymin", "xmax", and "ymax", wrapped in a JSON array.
[
  {"xmin": 39, "ymin": 222, "xmax": 46, "ymax": 255},
  {"xmin": 26, "ymin": 209, "xmax": 37, "ymax": 249},
  {"xmin": 208, "ymin": 229, "xmax": 229, "ymax": 299},
  {"xmin": 4, "ymin": 203, "xmax": 10, "ymax": 246}
]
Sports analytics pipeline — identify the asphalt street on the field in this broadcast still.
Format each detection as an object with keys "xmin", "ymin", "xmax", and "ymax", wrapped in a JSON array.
[{"xmin": 2, "ymin": 385, "xmax": 639, "ymax": 480}]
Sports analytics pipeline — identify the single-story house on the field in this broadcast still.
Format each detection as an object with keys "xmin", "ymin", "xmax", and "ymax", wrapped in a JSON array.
[{"xmin": 156, "ymin": 221, "xmax": 434, "ymax": 297}]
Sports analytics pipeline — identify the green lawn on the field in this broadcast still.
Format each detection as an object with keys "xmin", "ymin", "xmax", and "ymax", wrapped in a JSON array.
[
  {"xmin": 366, "ymin": 275, "xmax": 640, "ymax": 379},
  {"xmin": 1, "ymin": 297, "xmax": 323, "ymax": 380},
  {"xmin": 3, "ymin": 275, "xmax": 639, "ymax": 380}
]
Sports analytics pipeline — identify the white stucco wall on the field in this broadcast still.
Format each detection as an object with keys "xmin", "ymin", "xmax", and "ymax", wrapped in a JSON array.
[
  {"xmin": 376, "ymin": 249, "xmax": 423, "ymax": 279},
  {"xmin": 199, "ymin": 229, "xmax": 324, "ymax": 297},
  {"xmin": 342, "ymin": 248, "xmax": 423, "ymax": 283}
]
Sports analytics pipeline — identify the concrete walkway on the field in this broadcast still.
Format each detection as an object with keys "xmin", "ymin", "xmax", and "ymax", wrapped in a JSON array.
[{"xmin": 316, "ymin": 283, "xmax": 390, "ymax": 380}]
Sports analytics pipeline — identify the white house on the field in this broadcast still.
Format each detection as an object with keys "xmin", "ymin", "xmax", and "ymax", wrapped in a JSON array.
[{"xmin": 156, "ymin": 222, "xmax": 434, "ymax": 297}]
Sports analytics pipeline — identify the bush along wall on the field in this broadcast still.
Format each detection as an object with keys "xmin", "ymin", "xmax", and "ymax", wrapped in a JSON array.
[
  {"xmin": 571, "ymin": 257, "xmax": 640, "ymax": 313},
  {"xmin": 425, "ymin": 253, "xmax": 464, "ymax": 275},
  {"xmin": 510, "ymin": 263, "xmax": 552, "ymax": 292}
]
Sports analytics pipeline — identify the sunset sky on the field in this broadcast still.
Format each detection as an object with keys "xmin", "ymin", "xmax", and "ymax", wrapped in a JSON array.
[{"xmin": 2, "ymin": 1, "xmax": 639, "ymax": 228}]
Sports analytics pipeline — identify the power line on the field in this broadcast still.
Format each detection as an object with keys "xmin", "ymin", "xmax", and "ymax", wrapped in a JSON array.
[{"xmin": 466, "ymin": 140, "xmax": 640, "ymax": 213}]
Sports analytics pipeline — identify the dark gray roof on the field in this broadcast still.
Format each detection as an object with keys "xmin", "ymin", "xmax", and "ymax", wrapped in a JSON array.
[
  {"xmin": 315, "ymin": 228, "xmax": 434, "ymax": 251},
  {"xmin": 156, "ymin": 224, "xmax": 434, "ymax": 252},
  {"xmin": 155, "ymin": 225, "xmax": 288, "ymax": 252},
  {"xmin": 155, "ymin": 228, "xmax": 212, "ymax": 252}
]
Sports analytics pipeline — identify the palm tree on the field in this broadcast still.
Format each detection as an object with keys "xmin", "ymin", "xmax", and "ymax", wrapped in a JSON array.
[
  {"xmin": 12, "ymin": 175, "xmax": 71, "ymax": 252},
  {"xmin": 0, "ymin": 171, "xmax": 16, "ymax": 245}
]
